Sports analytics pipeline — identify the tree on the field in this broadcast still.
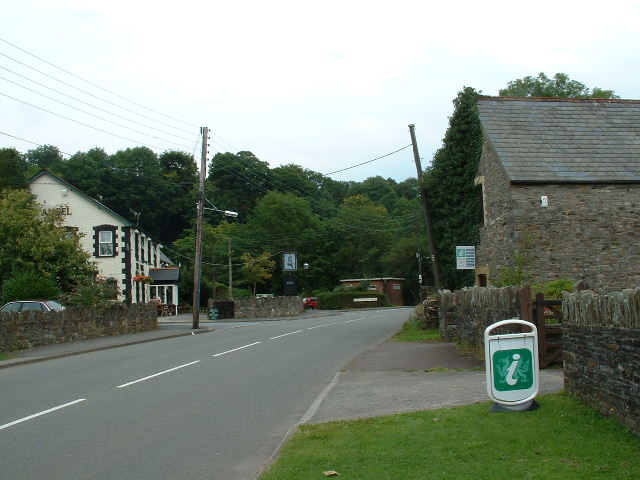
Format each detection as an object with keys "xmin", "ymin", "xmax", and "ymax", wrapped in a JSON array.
[
  {"xmin": 0, "ymin": 148, "xmax": 27, "ymax": 191},
  {"xmin": 208, "ymin": 151, "xmax": 272, "ymax": 220},
  {"xmin": 424, "ymin": 87, "xmax": 483, "ymax": 290},
  {"xmin": 24, "ymin": 144, "xmax": 64, "ymax": 174},
  {"xmin": 499, "ymin": 72, "xmax": 619, "ymax": 99},
  {"xmin": 0, "ymin": 189, "xmax": 95, "ymax": 291},
  {"xmin": 240, "ymin": 251, "xmax": 276, "ymax": 294}
]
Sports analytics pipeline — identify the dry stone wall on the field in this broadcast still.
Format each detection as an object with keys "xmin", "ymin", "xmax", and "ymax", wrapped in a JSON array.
[
  {"xmin": 563, "ymin": 289, "xmax": 640, "ymax": 434},
  {"xmin": 233, "ymin": 296, "xmax": 304, "ymax": 319},
  {"xmin": 438, "ymin": 286, "xmax": 521, "ymax": 350},
  {"xmin": 0, "ymin": 303, "xmax": 157, "ymax": 352}
]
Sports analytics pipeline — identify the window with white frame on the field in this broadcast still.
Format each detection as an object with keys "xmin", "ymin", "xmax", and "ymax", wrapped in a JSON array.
[{"xmin": 98, "ymin": 230, "xmax": 114, "ymax": 256}]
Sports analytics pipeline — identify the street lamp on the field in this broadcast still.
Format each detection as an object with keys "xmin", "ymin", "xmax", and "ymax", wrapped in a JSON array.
[{"xmin": 192, "ymin": 202, "xmax": 238, "ymax": 329}]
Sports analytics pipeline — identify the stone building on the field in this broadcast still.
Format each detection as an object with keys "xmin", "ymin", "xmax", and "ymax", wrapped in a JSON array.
[
  {"xmin": 29, "ymin": 170, "xmax": 179, "ymax": 304},
  {"xmin": 474, "ymin": 97, "xmax": 640, "ymax": 291}
]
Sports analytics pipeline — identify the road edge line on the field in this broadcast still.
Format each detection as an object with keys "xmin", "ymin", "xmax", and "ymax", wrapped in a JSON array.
[{"xmin": 257, "ymin": 371, "xmax": 341, "ymax": 479}]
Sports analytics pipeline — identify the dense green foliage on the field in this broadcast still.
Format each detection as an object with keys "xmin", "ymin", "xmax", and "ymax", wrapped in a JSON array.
[
  {"xmin": 0, "ymin": 189, "xmax": 95, "ymax": 292},
  {"xmin": 316, "ymin": 291, "xmax": 387, "ymax": 310},
  {"xmin": 424, "ymin": 87, "xmax": 483, "ymax": 290},
  {"xmin": 1, "ymin": 271, "xmax": 62, "ymax": 303},
  {"xmin": 499, "ymin": 72, "xmax": 619, "ymax": 99}
]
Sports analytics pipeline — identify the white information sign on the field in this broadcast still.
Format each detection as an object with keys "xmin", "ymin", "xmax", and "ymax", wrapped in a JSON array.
[
  {"xmin": 484, "ymin": 319, "xmax": 539, "ymax": 409},
  {"xmin": 456, "ymin": 246, "xmax": 476, "ymax": 270}
]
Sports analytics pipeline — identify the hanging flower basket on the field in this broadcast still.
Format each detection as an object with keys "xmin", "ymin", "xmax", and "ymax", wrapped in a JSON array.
[{"xmin": 133, "ymin": 274, "xmax": 152, "ymax": 284}]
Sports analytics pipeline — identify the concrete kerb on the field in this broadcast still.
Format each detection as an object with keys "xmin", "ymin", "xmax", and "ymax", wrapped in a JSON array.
[{"xmin": 0, "ymin": 325, "xmax": 214, "ymax": 370}]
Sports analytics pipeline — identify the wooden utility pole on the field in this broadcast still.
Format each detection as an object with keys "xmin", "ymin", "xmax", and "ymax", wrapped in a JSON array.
[
  {"xmin": 192, "ymin": 127, "xmax": 209, "ymax": 329},
  {"xmin": 409, "ymin": 124, "xmax": 442, "ymax": 291},
  {"xmin": 228, "ymin": 236, "xmax": 233, "ymax": 299}
]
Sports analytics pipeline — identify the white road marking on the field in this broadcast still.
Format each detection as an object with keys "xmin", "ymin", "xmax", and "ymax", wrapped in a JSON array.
[
  {"xmin": 0, "ymin": 398, "xmax": 86, "ymax": 431},
  {"xmin": 270, "ymin": 330, "xmax": 303, "ymax": 340},
  {"xmin": 307, "ymin": 323, "xmax": 336, "ymax": 330},
  {"xmin": 213, "ymin": 342, "xmax": 261, "ymax": 357},
  {"xmin": 116, "ymin": 360, "xmax": 200, "ymax": 388},
  {"xmin": 343, "ymin": 317, "xmax": 366, "ymax": 323}
]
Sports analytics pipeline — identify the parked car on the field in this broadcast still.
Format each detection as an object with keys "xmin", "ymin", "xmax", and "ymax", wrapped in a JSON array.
[
  {"xmin": 0, "ymin": 300, "xmax": 66, "ymax": 313},
  {"xmin": 303, "ymin": 297, "xmax": 319, "ymax": 310}
]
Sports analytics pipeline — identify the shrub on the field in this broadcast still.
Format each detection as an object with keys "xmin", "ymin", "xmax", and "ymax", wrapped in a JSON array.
[
  {"xmin": 316, "ymin": 291, "xmax": 388, "ymax": 309},
  {"xmin": 1, "ymin": 271, "xmax": 62, "ymax": 303},
  {"xmin": 61, "ymin": 276, "xmax": 119, "ymax": 306},
  {"xmin": 533, "ymin": 279, "xmax": 574, "ymax": 299}
]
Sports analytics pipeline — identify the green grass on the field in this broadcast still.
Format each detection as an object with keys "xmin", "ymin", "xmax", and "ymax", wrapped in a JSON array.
[
  {"xmin": 260, "ymin": 393, "xmax": 639, "ymax": 480},
  {"xmin": 391, "ymin": 316, "xmax": 440, "ymax": 342},
  {"xmin": 0, "ymin": 352, "xmax": 11, "ymax": 361}
]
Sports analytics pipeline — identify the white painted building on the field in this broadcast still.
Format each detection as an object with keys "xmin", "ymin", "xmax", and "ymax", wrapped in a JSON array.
[{"xmin": 29, "ymin": 170, "xmax": 179, "ymax": 306}]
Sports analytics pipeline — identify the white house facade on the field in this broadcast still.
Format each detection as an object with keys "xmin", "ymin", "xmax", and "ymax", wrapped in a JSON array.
[{"xmin": 29, "ymin": 170, "xmax": 178, "ymax": 305}]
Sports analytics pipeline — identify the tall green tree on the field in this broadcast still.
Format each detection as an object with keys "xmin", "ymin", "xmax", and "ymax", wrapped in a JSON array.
[
  {"xmin": 208, "ymin": 151, "xmax": 272, "ymax": 220},
  {"xmin": 24, "ymin": 144, "xmax": 64, "ymax": 175},
  {"xmin": 0, "ymin": 148, "xmax": 27, "ymax": 191},
  {"xmin": 0, "ymin": 189, "xmax": 95, "ymax": 291},
  {"xmin": 499, "ymin": 72, "xmax": 619, "ymax": 98},
  {"xmin": 424, "ymin": 87, "xmax": 483, "ymax": 290}
]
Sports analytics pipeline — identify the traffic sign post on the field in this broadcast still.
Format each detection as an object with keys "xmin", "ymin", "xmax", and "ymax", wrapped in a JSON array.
[{"xmin": 484, "ymin": 319, "xmax": 539, "ymax": 412}]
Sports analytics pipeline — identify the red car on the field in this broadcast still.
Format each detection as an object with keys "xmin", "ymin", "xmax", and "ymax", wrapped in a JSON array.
[{"xmin": 303, "ymin": 297, "xmax": 319, "ymax": 309}]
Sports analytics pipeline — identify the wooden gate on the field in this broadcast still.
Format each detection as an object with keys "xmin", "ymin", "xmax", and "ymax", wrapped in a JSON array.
[{"xmin": 519, "ymin": 286, "xmax": 563, "ymax": 368}]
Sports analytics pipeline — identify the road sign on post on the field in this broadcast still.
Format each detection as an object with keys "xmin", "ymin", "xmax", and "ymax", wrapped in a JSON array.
[{"xmin": 484, "ymin": 319, "xmax": 539, "ymax": 411}]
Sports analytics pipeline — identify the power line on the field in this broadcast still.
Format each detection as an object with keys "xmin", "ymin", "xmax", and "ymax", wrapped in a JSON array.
[
  {"xmin": 0, "ymin": 38, "xmax": 198, "ymax": 130},
  {"xmin": 0, "ymin": 50, "xmax": 197, "ymax": 137},
  {"xmin": 0, "ymin": 91, "xmax": 168, "ymax": 152},
  {"xmin": 323, "ymin": 144, "xmax": 412, "ymax": 175},
  {"xmin": 0, "ymin": 130, "xmax": 73, "ymax": 156},
  {"xmin": 0, "ymin": 64, "xmax": 197, "ymax": 143},
  {"xmin": 0, "ymin": 76, "xmax": 193, "ymax": 149}
]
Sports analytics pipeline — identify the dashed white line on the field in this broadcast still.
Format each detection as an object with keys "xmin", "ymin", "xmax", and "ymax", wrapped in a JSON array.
[
  {"xmin": 213, "ymin": 342, "xmax": 261, "ymax": 357},
  {"xmin": 117, "ymin": 360, "xmax": 200, "ymax": 388},
  {"xmin": 307, "ymin": 323, "xmax": 336, "ymax": 330},
  {"xmin": 0, "ymin": 398, "xmax": 86, "ymax": 431},
  {"xmin": 270, "ymin": 330, "xmax": 303, "ymax": 340},
  {"xmin": 343, "ymin": 317, "xmax": 366, "ymax": 323}
]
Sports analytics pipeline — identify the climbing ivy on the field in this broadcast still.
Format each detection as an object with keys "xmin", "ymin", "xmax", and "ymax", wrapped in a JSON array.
[{"xmin": 424, "ymin": 87, "xmax": 483, "ymax": 290}]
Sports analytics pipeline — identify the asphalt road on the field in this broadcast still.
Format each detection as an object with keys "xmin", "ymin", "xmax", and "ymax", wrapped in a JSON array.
[{"xmin": 0, "ymin": 308, "xmax": 410, "ymax": 480}]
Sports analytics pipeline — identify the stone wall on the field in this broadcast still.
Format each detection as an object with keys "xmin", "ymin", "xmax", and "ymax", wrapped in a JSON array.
[
  {"xmin": 438, "ymin": 286, "xmax": 521, "ymax": 350},
  {"xmin": 233, "ymin": 296, "xmax": 304, "ymax": 319},
  {"xmin": 563, "ymin": 289, "xmax": 640, "ymax": 434},
  {"xmin": 0, "ymin": 303, "xmax": 157, "ymax": 352},
  {"xmin": 477, "ymin": 138, "xmax": 640, "ymax": 291},
  {"xmin": 476, "ymin": 139, "xmax": 516, "ymax": 278}
]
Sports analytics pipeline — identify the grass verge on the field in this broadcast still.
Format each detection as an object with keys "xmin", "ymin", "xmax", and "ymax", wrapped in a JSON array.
[
  {"xmin": 260, "ymin": 393, "xmax": 639, "ymax": 480},
  {"xmin": 391, "ymin": 316, "xmax": 440, "ymax": 342}
]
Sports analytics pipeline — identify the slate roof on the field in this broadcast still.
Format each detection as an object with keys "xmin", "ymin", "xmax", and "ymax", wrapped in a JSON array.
[{"xmin": 478, "ymin": 97, "xmax": 640, "ymax": 183}]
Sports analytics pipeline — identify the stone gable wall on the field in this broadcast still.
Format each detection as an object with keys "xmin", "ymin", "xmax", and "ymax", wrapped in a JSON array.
[
  {"xmin": 477, "ymin": 139, "xmax": 516, "ymax": 277},
  {"xmin": 0, "ymin": 303, "xmax": 157, "ymax": 352}
]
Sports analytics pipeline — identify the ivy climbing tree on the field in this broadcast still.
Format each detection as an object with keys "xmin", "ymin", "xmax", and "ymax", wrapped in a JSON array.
[{"xmin": 424, "ymin": 87, "xmax": 483, "ymax": 290}]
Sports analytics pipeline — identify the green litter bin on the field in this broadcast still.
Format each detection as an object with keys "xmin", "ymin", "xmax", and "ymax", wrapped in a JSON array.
[{"xmin": 209, "ymin": 308, "xmax": 219, "ymax": 320}]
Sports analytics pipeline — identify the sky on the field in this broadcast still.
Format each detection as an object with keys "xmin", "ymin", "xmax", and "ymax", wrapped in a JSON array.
[{"xmin": 1, "ymin": 0, "xmax": 639, "ymax": 182}]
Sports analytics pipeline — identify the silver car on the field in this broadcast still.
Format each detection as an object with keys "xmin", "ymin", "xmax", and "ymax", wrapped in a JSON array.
[{"xmin": 0, "ymin": 300, "xmax": 66, "ymax": 313}]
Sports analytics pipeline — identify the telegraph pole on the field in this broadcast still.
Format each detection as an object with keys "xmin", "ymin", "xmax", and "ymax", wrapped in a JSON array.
[
  {"xmin": 409, "ymin": 124, "xmax": 442, "ymax": 291},
  {"xmin": 192, "ymin": 127, "xmax": 209, "ymax": 329},
  {"xmin": 228, "ymin": 236, "xmax": 233, "ymax": 299}
]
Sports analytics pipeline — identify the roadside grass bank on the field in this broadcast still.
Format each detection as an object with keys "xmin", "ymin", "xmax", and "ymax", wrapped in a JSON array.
[
  {"xmin": 260, "ymin": 393, "xmax": 639, "ymax": 480},
  {"xmin": 391, "ymin": 316, "xmax": 440, "ymax": 342}
]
